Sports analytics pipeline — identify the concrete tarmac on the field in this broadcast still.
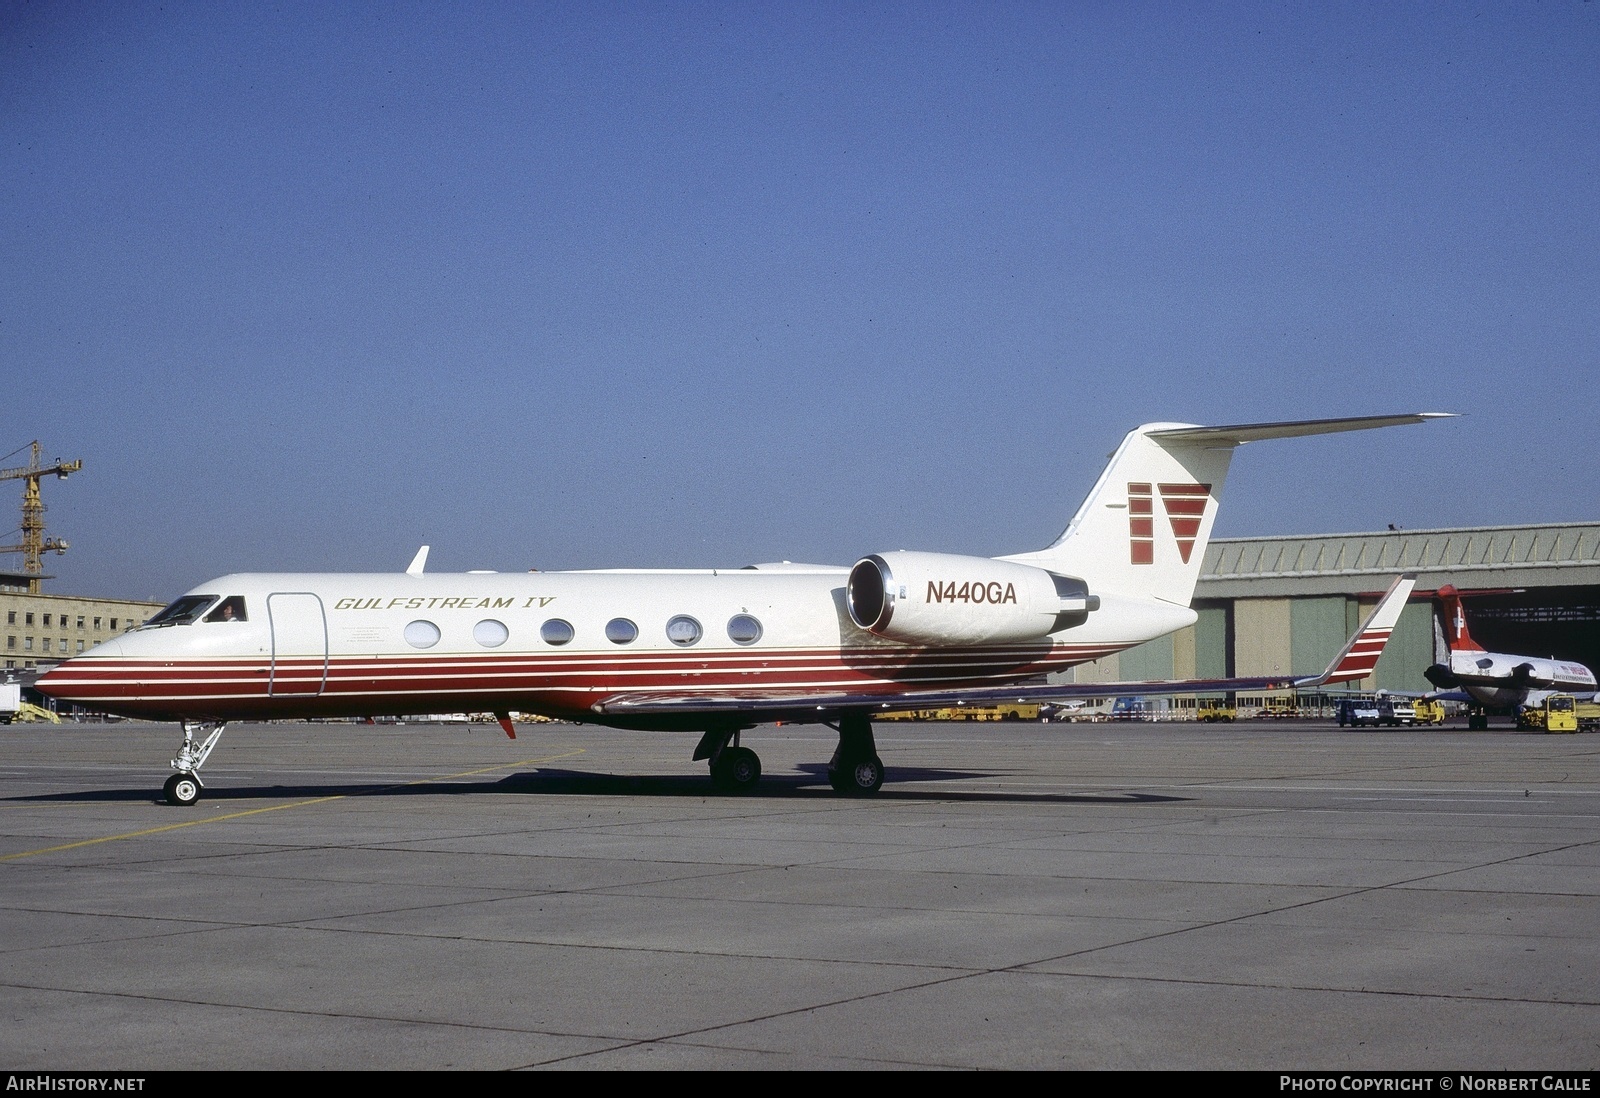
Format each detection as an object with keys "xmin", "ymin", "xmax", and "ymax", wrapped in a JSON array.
[{"xmin": 1, "ymin": 717, "xmax": 1597, "ymax": 1070}]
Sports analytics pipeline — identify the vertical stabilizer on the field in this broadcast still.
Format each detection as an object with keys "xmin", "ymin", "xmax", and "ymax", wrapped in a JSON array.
[
  {"xmin": 1002, "ymin": 423, "xmax": 1236, "ymax": 606},
  {"xmin": 1436, "ymin": 584, "xmax": 1484, "ymax": 652},
  {"xmin": 1001, "ymin": 413, "xmax": 1453, "ymax": 609}
]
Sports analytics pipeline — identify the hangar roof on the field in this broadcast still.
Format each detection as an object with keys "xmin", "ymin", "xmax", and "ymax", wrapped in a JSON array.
[{"xmin": 1198, "ymin": 522, "xmax": 1600, "ymax": 598}]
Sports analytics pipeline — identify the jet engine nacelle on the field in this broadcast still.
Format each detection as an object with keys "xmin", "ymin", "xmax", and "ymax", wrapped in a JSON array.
[
  {"xmin": 1424, "ymin": 664, "xmax": 1460, "ymax": 690},
  {"xmin": 847, "ymin": 551, "xmax": 1098, "ymax": 645}
]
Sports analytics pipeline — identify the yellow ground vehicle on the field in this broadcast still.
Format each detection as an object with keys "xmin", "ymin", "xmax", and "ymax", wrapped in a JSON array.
[
  {"xmin": 879, "ymin": 704, "xmax": 1041, "ymax": 722},
  {"xmin": 1197, "ymin": 700, "xmax": 1236, "ymax": 722},
  {"xmin": 4, "ymin": 702, "xmax": 61, "ymax": 724},
  {"xmin": 1522, "ymin": 695, "xmax": 1600, "ymax": 733},
  {"xmin": 1411, "ymin": 699, "xmax": 1446, "ymax": 725}
]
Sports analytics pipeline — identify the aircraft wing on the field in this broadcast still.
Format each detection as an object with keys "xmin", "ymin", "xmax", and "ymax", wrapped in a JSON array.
[{"xmin": 595, "ymin": 574, "xmax": 1418, "ymax": 721}]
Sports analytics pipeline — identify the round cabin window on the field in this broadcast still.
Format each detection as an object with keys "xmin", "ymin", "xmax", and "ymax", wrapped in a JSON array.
[
  {"xmin": 473, "ymin": 619, "xmax": 509, "ymax": 648},
  {"xmin": 665, "ymin": 615, "xmax": 702, "ymax": 647},
  {"xmin": 726, "ymin": 614, "xmax": 763, "ymax": 645},
  {"xmin": 404, "ymin": 620, "xmax": 441, "ymax": 649}
]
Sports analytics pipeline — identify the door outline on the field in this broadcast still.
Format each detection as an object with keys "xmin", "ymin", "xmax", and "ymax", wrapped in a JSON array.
[{"xmin": 267, "ymin": 592, "xmax": 329, "ymax": 697}]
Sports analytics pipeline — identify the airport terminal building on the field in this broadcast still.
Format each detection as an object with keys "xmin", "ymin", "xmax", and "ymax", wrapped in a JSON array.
[
  {"xmin": 2, "ymin": 591, "xmax": 164, "ymax": 671},
  {"xmin": 1065, "ymin": 521, "xmax": 1600, "ymax": 697}
]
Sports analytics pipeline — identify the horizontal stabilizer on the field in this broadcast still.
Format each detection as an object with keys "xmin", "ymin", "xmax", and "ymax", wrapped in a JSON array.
[{"xmin": 1148, "ymin": 413, "xmax": 1454, "ymax": 446}]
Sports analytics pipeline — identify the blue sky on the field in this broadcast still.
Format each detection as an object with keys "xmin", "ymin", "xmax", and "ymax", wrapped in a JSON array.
[{"xmin": 3, "ymin": 2, "xmax": 1596, "ymax": 600}]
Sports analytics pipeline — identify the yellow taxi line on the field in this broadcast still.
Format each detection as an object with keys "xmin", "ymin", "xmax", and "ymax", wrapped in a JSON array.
[{"xmin": 0, "ymin": 748, "xmax": 586, "ymax": 863}]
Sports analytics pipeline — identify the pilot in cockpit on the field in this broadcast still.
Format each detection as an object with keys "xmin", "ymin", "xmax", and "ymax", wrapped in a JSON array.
[{"xmin": 206, "ymin": 596, "xmax": 248, "ymax": 623}]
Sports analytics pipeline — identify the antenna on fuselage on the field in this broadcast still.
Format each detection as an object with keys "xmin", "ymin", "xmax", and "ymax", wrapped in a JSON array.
[{"xmin": 406, "ymin": 545, "xmax": 430, "ymax": 576}]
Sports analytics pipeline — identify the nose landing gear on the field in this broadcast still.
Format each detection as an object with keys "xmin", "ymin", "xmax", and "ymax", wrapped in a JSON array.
[
  {"xmin": 162, "ymin": 772, "xmax": 202, "ymax": 806},
  {"xmin": 163, "ymin": 721, "xmax": 228, "ymax": 806}
]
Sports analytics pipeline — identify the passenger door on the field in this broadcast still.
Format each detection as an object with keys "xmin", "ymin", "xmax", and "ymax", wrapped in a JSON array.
[{"xmin": 267, "ymin": 592, "xmax": 328, "ymax": 696}]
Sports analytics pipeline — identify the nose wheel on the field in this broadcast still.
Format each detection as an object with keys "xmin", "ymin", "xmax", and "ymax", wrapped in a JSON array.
[
  {"xmin": 163, "ymin": 772, "xmax": 202, "ymax": 807},
  {"xmin": 161, "ymin": 721, "xmax": 227, "ymax": 806}
]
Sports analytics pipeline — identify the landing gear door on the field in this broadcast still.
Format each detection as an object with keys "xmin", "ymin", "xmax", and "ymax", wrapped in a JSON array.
[{"xmin": 267, "ymin": 592, "xmax": 329, "ymax": 697}]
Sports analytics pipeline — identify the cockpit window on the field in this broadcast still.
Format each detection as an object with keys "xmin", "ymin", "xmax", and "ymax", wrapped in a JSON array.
[
  {"xmin": 143, "ymin": 595, "xmax": 219, "ymax": 628},
  {"xmin": 204, "ymin": 596, "xmax": 248, "ymax": 623}
]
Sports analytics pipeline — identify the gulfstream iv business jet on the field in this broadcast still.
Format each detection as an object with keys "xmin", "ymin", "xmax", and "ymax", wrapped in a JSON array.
[{"xmin": 39, "ymin": 414, "xmax": 1447, "ymax": 805}]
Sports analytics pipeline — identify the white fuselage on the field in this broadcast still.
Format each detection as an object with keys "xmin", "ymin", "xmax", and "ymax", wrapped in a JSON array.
[
  {"xmin": 1445, "ymin": 649, "xmax": 1597, "ymax": 710},
  {"xmin": 37, "ymin": 566, "xmax": 1194, "ymax": 727}
]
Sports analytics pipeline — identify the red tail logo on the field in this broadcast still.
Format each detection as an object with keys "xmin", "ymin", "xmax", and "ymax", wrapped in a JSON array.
[
  {"xmin": 1159, "ymin": 483, "xmax": 1210, "ymax": 564},
  {"xmin": 1128, "ymin": 483, "xmax": 1154, "ymax": 564},
  {"xmin": 1128, "ymin": 482, "xmax": 1211, "ymax": 564}
]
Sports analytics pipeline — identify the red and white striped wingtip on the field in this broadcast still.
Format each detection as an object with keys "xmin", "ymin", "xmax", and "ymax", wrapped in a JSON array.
[
  {"xmin": 1324, "ymin": 627, "xmax": 1395, "ymax": 684},
  {"xmin": 1313, "ymin": 574, "xmax": 1417, "ymax": 687}
]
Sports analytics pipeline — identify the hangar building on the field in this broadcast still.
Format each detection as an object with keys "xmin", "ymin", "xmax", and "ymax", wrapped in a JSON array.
[{"xmin": 1065, "ymin": 522, "xmax": 1600, "ymax": 698}]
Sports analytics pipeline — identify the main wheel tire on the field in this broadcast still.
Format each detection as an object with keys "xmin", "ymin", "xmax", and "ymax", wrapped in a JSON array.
[
  {"xmin": 163, "ymin": 773, "xmax": 201, "ymax": 807},
  {"xmin": 830, "ymin": 753, "xmax": 884, "ymax": 796},
  {"xmin": 710, "ymin": 746, "xmax": 761, "ymax": 793}
]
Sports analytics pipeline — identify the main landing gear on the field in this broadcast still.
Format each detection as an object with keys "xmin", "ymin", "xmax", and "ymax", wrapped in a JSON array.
[
  {"xmin": 694, "ymin": 727, "xmax": 762, "ymax": 793},
  {"xmin": 163, "ymin": 721, "xmax": 228, "ymax": 806},
  {"xmin": 826, "ymin": 713, "xmax": 884, "ymax": 796},
  {"xmin": 691, "ymin": 713, "xmax": 886, "ymax": 796}
]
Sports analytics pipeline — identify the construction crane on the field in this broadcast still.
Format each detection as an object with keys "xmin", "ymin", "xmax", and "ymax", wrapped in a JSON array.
[{"xmin": 0, "ymin": 441, "xmax": 82, "ymax": 594}]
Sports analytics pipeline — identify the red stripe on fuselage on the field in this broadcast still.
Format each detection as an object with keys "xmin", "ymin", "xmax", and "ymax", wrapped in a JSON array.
[{"xmin": 39, "ymin": 641, "xmax": 1130, "ymax": 721}]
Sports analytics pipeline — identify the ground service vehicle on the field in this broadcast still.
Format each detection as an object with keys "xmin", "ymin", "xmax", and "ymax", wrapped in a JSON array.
[
  {"xmin": 1339, "ymin": 698, "xmax": 1382, "ymax": 727},
  {"xmin": 1257, "ymin": 700, "xmax": 1300, "ymax": 719},
  {"xmin": 879, "ymin": 704, "xmax": 1041, "ymax": 722},
  {"xmin": 1521, "ymin": 695, "xmax": 1600, "ymax": 733},
  {"xmin": 1412, "ymin": 699, "xmax": 1446, "ymax": 725}
]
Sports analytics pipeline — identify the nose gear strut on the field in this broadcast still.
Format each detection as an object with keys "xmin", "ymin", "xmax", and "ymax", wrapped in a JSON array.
[{"xmin": 164, "ymin": 721, "xmax": 228, "ymax": 806}]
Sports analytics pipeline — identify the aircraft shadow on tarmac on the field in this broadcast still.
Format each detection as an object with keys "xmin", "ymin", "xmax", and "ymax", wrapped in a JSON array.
[{"xmin": 10, "ymin": 763, "xmax": 1187, "ymax": 807}]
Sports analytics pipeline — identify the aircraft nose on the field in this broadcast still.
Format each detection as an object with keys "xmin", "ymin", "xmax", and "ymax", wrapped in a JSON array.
[
  {"xmin": 35, "ymin": 664, "xmax": 67, "ymax": 699},
  {"xmin": 36, "ymin": 638, "xmax": 125, "ymax": 700}
]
